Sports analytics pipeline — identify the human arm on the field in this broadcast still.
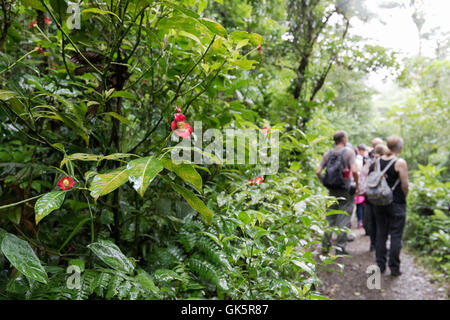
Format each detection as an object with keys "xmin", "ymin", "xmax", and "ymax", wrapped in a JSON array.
[
  {"xmin": 347, "ymin": 148, "xmax": 360, "ymax": 193},
  {"xmin": 316, "ymin": 152, "xmax": 329, "ymax": 181},
  {"xmin": 396, "ymin": 158, "xmax": 409, "ymax": 196}
]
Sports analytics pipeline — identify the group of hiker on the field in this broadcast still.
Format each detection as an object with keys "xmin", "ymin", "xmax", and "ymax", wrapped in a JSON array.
[{"xmin": 316, "ymin": 130, "xmax": 409, "ymax": 277}]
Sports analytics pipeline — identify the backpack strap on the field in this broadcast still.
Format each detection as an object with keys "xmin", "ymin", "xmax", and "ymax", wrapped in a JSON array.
[
  {"xmin": 391, "ymin": 178, "xmax": 400, "ymax": 191},
  {"xmin": 380, "ymin": 157, "xmax": 401, "ymax": 191},
  {"xmin": 379, "ymin": 157, "xmax": 397, "ymax": 176}
]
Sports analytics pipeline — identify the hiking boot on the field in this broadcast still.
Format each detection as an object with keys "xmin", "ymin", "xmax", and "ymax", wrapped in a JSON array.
[
  {"xmin": 347, "ymin": 233, "xmax": 355, "ymax": 242},
  {"xmin": 390, "ymin": 270, "xmax": 402, "ymax": 277},
  {"xmin": 335, "ymin": 248, "xmax": 349, "ymax": 256}
]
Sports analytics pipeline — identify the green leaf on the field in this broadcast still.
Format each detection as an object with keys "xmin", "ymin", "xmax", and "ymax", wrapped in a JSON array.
[
  {"xmin": 126, "ymin": 156, "xmax": 164, "ymax": 197},
  {"xmin": 1, "ymin": 234, "xmax": 48, "ymax": 284},
  {"xmin": 248, "ymin": 33, "xmax": 264, "ymax": 45},
  {"xmin": 199, "ymin": 18, "xmax": 227, "ymax": 37},
  {"xmin": 134, "ymin": 271, "xmax": 160, "ymax": 294},
  {"xmin": 0, "ymin": 90, "xmax": 17, "ymax": 101},
  {"xmin": 22, "ymin": 0, "xmax": 46, "ymax": 11},
  {"xmin": 291, "ymin": 260, "xmax": 315, "ymax": 276},
  {"xmin": 88, "ymin": 240, "xmax": 134, "ymax": 274},
  {"xmin": 34, "ymin": 191, "xmax": 66, "ymax": 225},
  {"xmin": 89, "ymin": 167, "xmax": 129, "ymax": 200},
  {"xmin": 168, "ymin": 181, "xmax": 212, "ymax": 224},
  {"xmin": 160, "ymin": 1, "xmax": 200, "ymax": 18},
  {"xmin": 7, "ymin": 207, "xmax": 22, "ymax": 225},
  {"xmin": 0, "ymin": 228, "xmax": 7, "ymax": 243},
  {"xmin": 61, "ymin": 153, "xmax": 102, "ymax": 167},
  {"xmin": 81, "ymin": 8, "xmax": 122, "ymax": 22},
  {"xmin": 100, "ymin": 153, "xmax": 137, "ymax": 161},
  {"xmin": 110, "ymin": 91, "xmax": 138, "ymax": 101},
  {"xmin": 68, "ymin": 259, "xmax": 86, "ymax": 273},
  {"xmin": 161, "ymin": 158, "xmax": 203, "ymax": 191},
  {"xmin": 101, "ymin": 112, "xmax": 132, "ymax": 125}
]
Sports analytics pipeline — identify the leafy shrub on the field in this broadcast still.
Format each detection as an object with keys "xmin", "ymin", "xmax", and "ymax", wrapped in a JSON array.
[{"xmin": 404, "ymin": 164, "xmax": 450, "ymax": 277}]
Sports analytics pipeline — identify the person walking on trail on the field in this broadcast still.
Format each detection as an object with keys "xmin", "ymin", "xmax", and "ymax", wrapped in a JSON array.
[
  {"xmin": 355, "ymin": 144, "xmax": 368, "ymax": 229},
  {"xmin": 368, "ymin": 137, "xmax": 383, "ymax": 159},
  {"xmin": 364, "ymin": 139, "xmax": 385, "ymax": 251},
  {"xmin": 368, "ymin": 136, "xmax": 409, "ymax": 276},
  {"xmin": 316, "ymin": 130, "xmax": 359, "ymax": 255}
]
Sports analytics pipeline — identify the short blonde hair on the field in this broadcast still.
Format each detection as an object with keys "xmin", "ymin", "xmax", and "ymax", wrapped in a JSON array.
[{"xmin": 374, "ymin": 144, "xmax": 388, "ymax": 156}]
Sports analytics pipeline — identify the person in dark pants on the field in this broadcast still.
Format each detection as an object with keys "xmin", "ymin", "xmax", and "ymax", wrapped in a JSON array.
[
  {"xmin": 365, "ymin": 143, "xmax": 388, "ymax": 251},
  {"xmin": 316, "ymin": 130, "xmax": 359, "ymax": 255},
  {"xmin": 369, "ymin": 136, "xmax": 409, "ymax": 276}
]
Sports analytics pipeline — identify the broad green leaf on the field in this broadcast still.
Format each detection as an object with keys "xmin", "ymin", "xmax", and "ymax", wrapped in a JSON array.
[
  {"xmin": 81, "ymin": 8, "xmax": 122, "ymax": 22},
  {"xmin": 1, "ymin": 234, "xmax": 48, "ymax": 283},
  {"xmin": 61, "ymin": 153, "xmax": 102, "ymax": 167},
  {"xmin": 168, "ymin": 181, "xmax": 212, "ymax": 224},
  {"xmin": 100, "ymin": 153, "xmax": 137, "ymax": 161},
  {"xmin": 110, "ymin": 91, "xmax": 138, "ymax": 101},
  {"xmin": 160, "ymin": 1, "xmax": 200, "ymax": 18},
  {"xmin": 88, "ymin": 240, "xmax": 134, "ymax": 274},
  {"xmin": 248, "ymin": 33, "xmax": 264, "ymax": 45},
  {"xmin": 291, "ymin": 260, "xmax": 315, "ymax": 276},
  {"xmin": 199, "ymin": 18, "xmax": 227, "ymax": 37},
  {"xmin": 127, "ymin": 157, "xmax": 163, "ymax": 197},
  {"xmin": 178, "ymin": 31, "xmax": 202, "ymax": 46},
  {"xmin": 89, "ymin": 166, "xmax": 129, "ymax": 200},
  {"xmin": 101, "ymin": 112, "xmax": 132, "ymax": 125},
  {"xmin": 23, "ymin": 0, "xmax": 46, "ymax": 11},
  {"xmin": 161, "ymin": 158, "xmax": 202, "ymax": 191},
  {"xmin": 34, "ymin": 191, "xmax": 66, "ymax": 224},
  {"xmin": 232, "ymin": 59, "xmax": 256, "ymax": 70},
  {"xmin": 0, "ymin": 90, "xmax": 17, "ymax": 101}
]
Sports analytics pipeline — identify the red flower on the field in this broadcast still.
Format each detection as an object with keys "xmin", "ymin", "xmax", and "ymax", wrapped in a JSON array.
[
  {"xmin": 57, "ymin": 176, "xmax": 75, "ymax": 190},
  {"xmin": 175, "ymin": 106, "xmax": 182, "ymax": 113},
  {"xmin": 44, "ymin": 17, "xmax": 52, "ymax": 25},
  {"xmin": 262, "ymin": 126, "xmax": 270, "ymax": 135},
  {"xmin": 171, "ymin": 113, "xmax": 192, "ymax": 140},
  {"xmin": 254, "ymin": 176, "xmax": 264, "ymax": 184},
  {"xmin": 257, "ymin": 44, "xmax": 262, "ymax": 55},
  {"xmin": 36, "ymin": 45, "xmax": 45, "ymax": 55},
  {"xmin": 248, "ymin": 179, "xmax": 254, "ymax": 186},
  {"xmin": 29, "ymin": 21, "xmax": 37, "ymax": 28}
]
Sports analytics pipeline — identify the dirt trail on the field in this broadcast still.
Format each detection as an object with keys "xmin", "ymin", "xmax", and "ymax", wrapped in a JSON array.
[{"xmin": 317, "ymin": 218, "xmax": 448, "ymax": 300}]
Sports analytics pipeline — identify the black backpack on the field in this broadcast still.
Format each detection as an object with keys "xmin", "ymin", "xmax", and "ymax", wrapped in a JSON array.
[{"xmin": 322, "ymin": 148, "xmax": 350, "ymax": 190}]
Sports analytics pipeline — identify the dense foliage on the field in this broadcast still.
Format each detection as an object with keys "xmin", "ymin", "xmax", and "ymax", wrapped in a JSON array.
[{"xmin": 0, "ymin": 0, "xmax": 448, "ymax": 300}]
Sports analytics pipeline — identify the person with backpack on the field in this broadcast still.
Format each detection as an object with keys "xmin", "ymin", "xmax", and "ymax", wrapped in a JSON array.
[
  {"xmin": 316, "ymin": 130, "xmax": 359, "ymax": 255},
  {"xmin": 367, "ymin": 136, "xmax": 409, "ymax": 276},
  {"xmin": 364, "ymin": 143, "xmax": 388, "ymax": 251}
]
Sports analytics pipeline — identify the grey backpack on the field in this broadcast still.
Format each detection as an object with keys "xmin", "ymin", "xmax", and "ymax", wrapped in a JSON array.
[{"xmin": 366, "ymin": 157, "xmax": 400, "ymax": 206}]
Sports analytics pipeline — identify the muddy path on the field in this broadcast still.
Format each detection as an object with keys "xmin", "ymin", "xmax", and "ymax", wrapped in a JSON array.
[{"xmin": 316, "ymin": 217, "xmax": 448, "ymax": 300}]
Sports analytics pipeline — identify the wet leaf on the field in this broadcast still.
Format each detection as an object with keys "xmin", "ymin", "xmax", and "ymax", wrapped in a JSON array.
[
  {"xmin": 127, "ymin": 156, "xmax": 164, "ymax": 197},
  {"xmin": 34, "ymin": 191, "xmax": 66, "ymax": 224},
  {"xmin": 88, "ymin": 240, "xmax": 134, "ymax": 274},
  {"xmin": 89, "ymin": 167, "xmax": 129, "ymax": 200},
  {"xmin": 1, "ymin": 234, "xmax": 48, "ymax": 284},
  {"xmin": 168, "ymin": 181, "xmax": 212, "ymax": 224},
  {"xmin": 161, "ymin": 158, "xmax": 202, "ymax": 191}
]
